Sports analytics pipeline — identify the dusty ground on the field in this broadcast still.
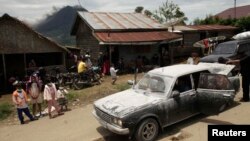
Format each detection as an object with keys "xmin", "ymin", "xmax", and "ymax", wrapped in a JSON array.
[{"xmin": 0, "ymin": 74, "xmax": 250, "ymax": 141}]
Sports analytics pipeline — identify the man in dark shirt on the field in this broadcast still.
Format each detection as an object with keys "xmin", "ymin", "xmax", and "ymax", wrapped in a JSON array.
[{"xmin": 227, "ymin": 52, "xmax": 250, "ymax": 102}]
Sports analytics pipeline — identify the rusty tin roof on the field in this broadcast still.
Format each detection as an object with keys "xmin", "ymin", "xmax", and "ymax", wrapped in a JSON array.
[
  {"xmin": 94, "ymin": 31, "xmax": 182, "ymax": 44},
  {"xmin": 78, "ymin": 12, "xmax": 165, "ymax": 30}
]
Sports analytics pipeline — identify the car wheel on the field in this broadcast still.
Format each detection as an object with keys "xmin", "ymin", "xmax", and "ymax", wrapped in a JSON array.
[{"xmin": 135, "ymin": 118, "xmax": 159, "ymax": 141}]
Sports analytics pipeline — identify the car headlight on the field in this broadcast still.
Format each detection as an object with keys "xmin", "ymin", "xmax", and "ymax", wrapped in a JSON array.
[
  {"xmin": 113, "ymin": 118, "xmax": 118, "ymax": 124},
  {"xmin": 113, "ymin": 118, "xmax": 123, "ymax": 127},
  {"xmin": 117, "ymin": 119, "xmax": 123, "ymax": 127}
]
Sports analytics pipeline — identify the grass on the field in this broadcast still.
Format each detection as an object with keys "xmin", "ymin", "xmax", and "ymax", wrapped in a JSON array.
[
  {"xmin": 115, "ymin": 83, "xmax": 131, "ymax": 91},
  {"xmin": 0, "ymin": 102, "xmax": 14, "ymax": 121},
  {"xmin": 66, "ymin": 91, "xmax": 80, "ymax": 101}
]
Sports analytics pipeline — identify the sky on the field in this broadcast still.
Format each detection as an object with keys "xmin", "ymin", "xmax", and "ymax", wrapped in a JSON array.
[{"xmin": 0, "ymin": 0, "xmax": 250, "ymax": 25}]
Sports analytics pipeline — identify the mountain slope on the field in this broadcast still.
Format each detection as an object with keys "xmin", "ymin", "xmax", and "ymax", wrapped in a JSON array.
[{"xmin": 34, "ymin": 6, "xmax": 87, "ymax": 46}]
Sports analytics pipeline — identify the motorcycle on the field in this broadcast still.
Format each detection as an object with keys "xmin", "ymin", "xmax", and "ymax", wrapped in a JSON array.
[{"xmin": 72, "ymin": 66, "xmax": 101, "ymax": 90}]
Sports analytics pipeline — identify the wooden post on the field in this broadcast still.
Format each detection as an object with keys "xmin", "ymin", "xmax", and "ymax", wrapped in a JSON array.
[
  {"xmin": 134, "ymin": 68, "xmax": 138, "ymax": 85},
  {"xmin": 2, "ymin": 54, "xmax": 7, "ymax": 91},
  {"xmin": 62, "ymin": 52, "xmax": 66, "ymax": 68},
  {"xmin": 24, "ymin": 53, "xmax": 27, "ymax": 75},
  {"xmin": 109, "ymin": 45, "xmax": 112, "ymax": 66},
  {"xmin": 170, "ymin": 47, "xmax": 174, "ymax": 64}
]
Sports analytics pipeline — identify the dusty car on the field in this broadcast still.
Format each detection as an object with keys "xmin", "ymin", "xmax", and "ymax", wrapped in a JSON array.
[
  {"xmin": 93, "ymin": 63, "xmax": 239, "ymax": 141},
  {"xmin": 200, "ymin": 39, "xmax": 250, "ymax": 63}
]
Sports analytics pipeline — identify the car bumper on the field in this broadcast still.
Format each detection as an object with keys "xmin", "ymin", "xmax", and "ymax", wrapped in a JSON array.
[{"xmin": 92, "ymin": 111, "xmax": 130, "ymax": 135}]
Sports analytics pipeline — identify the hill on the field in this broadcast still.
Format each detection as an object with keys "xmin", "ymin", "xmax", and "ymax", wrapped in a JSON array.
[{"xmin": 34, "ymin": 6, "xmax": 87, "ymax": 46}]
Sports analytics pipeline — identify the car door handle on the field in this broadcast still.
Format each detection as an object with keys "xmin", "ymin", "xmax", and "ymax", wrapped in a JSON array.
[{"xmin": 223, "ymin": 94, "xmax": 231, "ymax": 97}]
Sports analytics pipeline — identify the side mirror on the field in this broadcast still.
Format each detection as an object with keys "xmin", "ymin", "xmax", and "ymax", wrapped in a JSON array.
[
  {"xmin": 127, "ymin": 80, "xmax": 134, "ymax": 85},
  {"xmin": 172, "ymin": 90, "xmax": 180, "ymax": 98}
]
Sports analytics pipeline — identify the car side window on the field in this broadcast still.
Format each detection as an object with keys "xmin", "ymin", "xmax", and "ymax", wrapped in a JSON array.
[
  {"xmin": 238, "ymin": 43, "xmax": 250, "ymax": 53},
  {"xmin": 173, "ymin": 75, "xmax": 192, "ymax": 93},
  {"xmin": 191, "ymin": 70, "xmax": 210, "ymax": 90},
  {"xmin": 198, "ymin": 73, "xmax": 233, "ymax": 90}
]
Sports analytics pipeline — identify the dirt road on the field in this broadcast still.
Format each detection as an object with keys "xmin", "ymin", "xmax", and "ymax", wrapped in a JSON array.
[
  {"xmin": 0, "ymin": 73, "xmax": 250, "ymax": 141},
  {"xmin": 0, "ymin": 95, "xmax": 250, "ymax": 141}
]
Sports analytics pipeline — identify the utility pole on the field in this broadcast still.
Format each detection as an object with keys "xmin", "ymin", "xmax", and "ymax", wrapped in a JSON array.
[{"xmin": 234, "ymin": 0, "xmax": 236, "ymax": 19}]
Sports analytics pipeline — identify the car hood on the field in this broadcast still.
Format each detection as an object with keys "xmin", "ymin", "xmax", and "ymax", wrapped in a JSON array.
[
  {"xmin": 200, "ymin": 54, "xmax": 232, "ymax": 63},
  {"xmin": 94, "ymin": 89, "xmax": 162, "ymax": 118}
]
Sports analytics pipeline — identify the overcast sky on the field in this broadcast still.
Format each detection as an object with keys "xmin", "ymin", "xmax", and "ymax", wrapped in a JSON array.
[{"xmin": 1, "ymin": 0, "xmax": 250, "ymax": 25}]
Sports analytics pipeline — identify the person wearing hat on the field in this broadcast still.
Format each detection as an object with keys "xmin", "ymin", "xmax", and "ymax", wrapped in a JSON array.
[{"xmin": 12, "ymin": 81, "xmax": 36, "ymax": 124}]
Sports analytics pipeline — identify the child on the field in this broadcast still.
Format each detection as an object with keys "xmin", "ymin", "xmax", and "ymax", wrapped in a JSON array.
[
  {"xmin": 57, "ymin": 87, "xmax": 68, "ymax": 111},
  {"xmin": 110, "ymin": 64, "xmax": 118, "ymax": 85},
  {"xmin": 43, "ymin": 78, "xmax": 64, "ymax": 119},
  {"xmin": 12, "ymin": 81, "xmax": 36, "ymax": 124}
]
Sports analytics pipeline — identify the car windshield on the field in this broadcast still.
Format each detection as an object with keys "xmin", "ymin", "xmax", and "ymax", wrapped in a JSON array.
[
  {"xmin": 134, "ymin": 73, "xmax": 173, "ymax": 95},
  {"xmin": 212, "ymin": 42, "xmax": 237, "ymax": 54}
]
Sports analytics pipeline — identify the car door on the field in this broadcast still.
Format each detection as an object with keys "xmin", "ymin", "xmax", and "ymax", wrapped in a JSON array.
[
  {"xmin": 197, "ymin": 73, "xmax": 235, "ymax": 115},
  {"xmin": 165, "ymin": 74, "xmax": 197, "ymax": 125}
]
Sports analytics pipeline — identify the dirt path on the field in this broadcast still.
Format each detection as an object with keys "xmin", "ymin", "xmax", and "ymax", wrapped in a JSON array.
[{"xmin": 0, "ymin": 92, "xmax": 250, "ymax": 141}]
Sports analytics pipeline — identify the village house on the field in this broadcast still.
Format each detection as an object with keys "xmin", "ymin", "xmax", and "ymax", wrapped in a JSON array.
[
  {"xmin": 0, "ymin": 14, "xmax": 69, "ymax": 92},
  {"xmin": 169, "ymin": 25, "xmax": 238, "ymax": 48},
  {"xmin": 215, "ymin": 5, "xmax": 250, "ymax": 19},
  {"xmin": 71, "ymin": 12, "xmax": 182, "ymax": 70}
]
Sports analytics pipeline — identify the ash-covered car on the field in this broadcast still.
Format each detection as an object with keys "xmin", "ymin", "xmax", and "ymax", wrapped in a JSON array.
[{"xmin": 93, "ymin": 63, "xmax": 239, "ymax": 141}]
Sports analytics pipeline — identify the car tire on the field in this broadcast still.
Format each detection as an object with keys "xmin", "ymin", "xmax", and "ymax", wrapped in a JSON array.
[{"xmin": 135, "ymin": 118, "xmax": 159, "ymax": 141}]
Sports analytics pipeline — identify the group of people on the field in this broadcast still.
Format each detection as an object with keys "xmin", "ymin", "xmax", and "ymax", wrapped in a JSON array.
[{"xmin": 12, "ymin": 74, "xmax": 66, "ymax": 124}]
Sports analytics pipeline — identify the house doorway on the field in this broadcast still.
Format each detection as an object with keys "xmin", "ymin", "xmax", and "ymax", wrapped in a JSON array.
[
  {"xmin": 5, "ymin": 54, "xmax": 25, "ymax": 92},
  {"xmin": 0, "ymin": 55, "xmax": 4, "ymax": 94},
  {"xmin": 111, "ymin": 46, "xmax": 119, "ymax": 66}
]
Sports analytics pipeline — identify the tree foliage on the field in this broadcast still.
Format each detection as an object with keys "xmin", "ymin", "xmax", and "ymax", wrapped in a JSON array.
[
  {"xmin": 135, "ymin": 6, "xmax": 144, "ymax": 13},
  {"xmin": 152, "ymin": 0, "xmax": 187, "ymax": 24},
  {"xmin": 192, "ymin": 15, "xmax": 250, "ymax": 32},
  {"xmin": 144, "ymin": 10, "xmax": 153, "ymax": 17}
]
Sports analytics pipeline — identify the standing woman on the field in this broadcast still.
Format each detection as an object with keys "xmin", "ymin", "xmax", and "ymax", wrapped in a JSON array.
[
  {"xmin": 43, "ymin": 78, "xmax": 63, "ymax": 118},
  {"xmin": 27, "ymin": 75, "xmax": 43, "ymax": 117}
]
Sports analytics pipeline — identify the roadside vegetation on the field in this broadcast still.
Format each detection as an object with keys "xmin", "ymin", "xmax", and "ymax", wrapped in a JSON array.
[{"xmin": 0, "ymin": 102, "xmax": 14, "ymax": 120}]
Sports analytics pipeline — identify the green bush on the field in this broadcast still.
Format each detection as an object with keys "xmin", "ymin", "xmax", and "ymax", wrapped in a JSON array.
[
  {"xmin": 66, "ymin": 92, "xmax": 79, "ymax": 101},
  {"xmin": 0, "ymin": 102, "xmax": 13, "ymax": 120},
  {"xmin": 115, "ymin": 83, "xmax": 131, "ymax": 91}
]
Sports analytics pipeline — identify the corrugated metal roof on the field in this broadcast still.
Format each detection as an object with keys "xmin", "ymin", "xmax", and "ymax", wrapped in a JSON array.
[
  {"xmin": 179, "ymin": 25, "xmax": 237, "ymax": 32},
  {"xmin": 94, "ymin": 31, "xmax": 182, "ymax": 43},
  {"xmin": 216, "ymin": 5, "xmax": 250, "ymax": 19},
  {"xmin": 78, "ymin": 12, "xmax": 165, "ymax": 30}
]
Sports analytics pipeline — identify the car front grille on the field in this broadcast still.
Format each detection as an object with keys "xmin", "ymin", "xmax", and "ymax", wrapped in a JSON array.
[{"xmin": 95, "ymin": 107, "xmax": 112, "ymax": 123}]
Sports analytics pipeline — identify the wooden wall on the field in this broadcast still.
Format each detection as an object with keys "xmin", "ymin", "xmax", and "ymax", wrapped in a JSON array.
[{"xmin": 76, "ymin": 21, "xmax": 100, "ymax": 62}]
